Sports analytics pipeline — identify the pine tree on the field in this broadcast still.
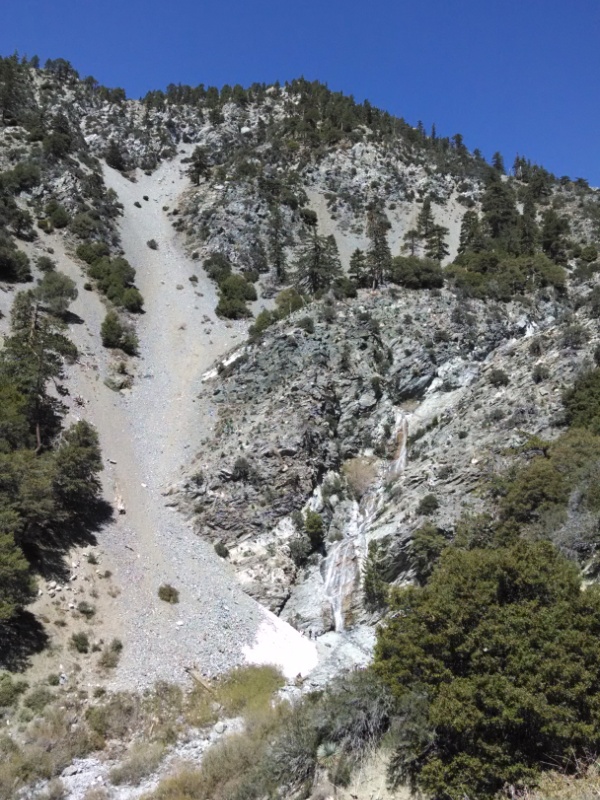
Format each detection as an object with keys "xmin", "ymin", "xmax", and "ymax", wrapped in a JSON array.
[
  {"xmin": 363, "ymin": 540, "xmax": 388, "ymax": 612},
  {"xmin": 541, "ymin": 209, "xmax": 570, "ymax": 263},
  {"xmin": 425, "ymin": 225, "xmax": 449, "ymax": 263},
  {"xmin": 518, "ymin": 195, "xmax": 538, "ymax": 256},
  {"xmin": 492, "ymin": 151, "xmax": 505, "ymax": 173},
  {"xmin": 416, "ymin": 197, "xmax": 435, "ymax": 239},
  {"xmin": 187, "ymin": 146, "xmax": 209, "ymax": 185},
  {"xmin": 366, "ymin": 207, "xmax": 392, "ymax": 287},
  {"xmin": 267, "ymin": 203, "xmax": 287, "ymax": 282},
  {"xmin": 481, "ymin": 171, "xmax": 518, "ymax": 243},
  {"xmin": 403, "ymin": 228, "xmax": 420, "ymax": 257},
  {"xmin": 0, "ymin": 527, "xmax": 33, "ymax": 622},
  {"xmin": 349, "ymin": 248, "xmax": 367, "ymax": 287},
  {"xmin": 293, "ymin": 230, "xmax": 342, "ymax": 295},
  {"xmin": 53, "ymin": 421, "xmax": 103, "ymax": 516},
  {"xmin": 1, "ymin": 291, "xmax": 77, "ymax": 452},
  {"xmin": 458, "ymin": 210, "xmax": 486, "ymax": 254}
]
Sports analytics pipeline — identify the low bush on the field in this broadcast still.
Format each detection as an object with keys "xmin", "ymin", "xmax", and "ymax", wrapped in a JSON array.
[
  {"xmin": 157, "ymin": 584, "xmax": 179, "ymax": 604},
  {"xmin": 489, "ymin": 367, "xmax": 509, "ymax": 387},
  {"xmin": 389, "ymin": 255, "xmax": 444, "ymax": 289},
  {"xmin": 343, "ymin": 457, "xmax": 378, "ymax": 499},
  {"xmin": 216, "ymin": 274, "xmax": 257, "ymax": 319},
  {"xmin": 416, "ymin": 494, "xmax": 439, "ymax": 516},
  {"xmin": 70, "ymin": 632, "xmax": 90, "ymax": 653},
  {"xmin": 146, "ymin": 239, "xmax": 158, "ymax": 250},
  {"xmin": 0, "ymin": 673, "xmax": 28, "ymax": 709},
  {"xmin": 23, "ymin": 688, "xmax": 54, "ymax": 713},
  {"xmin": 214, "ymin": 541, "xmax": 229, "ymax": 559},
  {"xmin": 109, "ymin": 741, "xmax": 165, "ymax": 786},
  {"xmin": 98, "ymin": 639, "xmax": 123, "ymax": 670},
  {"xmin": 100, "ymin": 311, "xmax": 139, "ymax": 355}
]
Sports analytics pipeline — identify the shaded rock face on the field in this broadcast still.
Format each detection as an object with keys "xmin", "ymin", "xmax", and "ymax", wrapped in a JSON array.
[{"xmin": 176, "ymin": 283, "xmax": 596, "ymax": 631}]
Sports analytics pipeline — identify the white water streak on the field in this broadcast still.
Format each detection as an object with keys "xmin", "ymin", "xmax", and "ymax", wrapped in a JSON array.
[{"xmin": 323, "ymin": 410, "xmax": 410, "ymax": 631}]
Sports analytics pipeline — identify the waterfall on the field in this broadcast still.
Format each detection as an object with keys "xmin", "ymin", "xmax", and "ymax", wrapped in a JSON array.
[
  {"xmin": 323, "ymin": 410, "xmax": 409, "ymax": 632},
  {"xmin": 392, "ymin": 408, "xmax": 410, "ymax": 474}
]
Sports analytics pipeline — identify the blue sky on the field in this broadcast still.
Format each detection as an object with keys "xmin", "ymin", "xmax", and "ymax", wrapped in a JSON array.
[{"xmin": 2, "ymin": 0, "xmax": 599, "ymax": 184}]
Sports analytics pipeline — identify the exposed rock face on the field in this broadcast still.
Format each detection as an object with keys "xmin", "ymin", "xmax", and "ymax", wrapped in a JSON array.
[{"xmin": 175, "ymin": 283, "xmax": 597, "ymax": 632}]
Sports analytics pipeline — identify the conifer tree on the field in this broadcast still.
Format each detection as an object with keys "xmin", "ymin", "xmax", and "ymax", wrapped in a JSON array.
[
  {"xmin": 416, "ymin": 197, "xmax": 435, "ymax": 239},
  {"xmin": 402, "ymin": 228, "xmax": 420, "ymax": 257},
  {"xmin": 518, "ymin": 195, "xmax": 538, "ymax": 256},
  {"xmin": 481, "ymin": 170, "xmax": 518, "ymax": 243},
  {"xmin": 349, "ymin": 248, "xmax": 367, "ymax": 287},
  {"xmin": 187, "ymin": 146, "xmax": 209, "ymax": 185},
  {"xmin": 267, "ymin": 203, "xmax": 287, "ymax": 282},
  {"xmin": 492, "ymin": 151, "xmax": 505, "ymax": 173},
  {"xmin": 425, "ymin": 224, "xmax": 450, "ymax": 263},
  {"xmin": 458, "ymin": 210, "xmax": 486, "ymax": 254},
  {"xmin": 366, "ymin": 207, "xmax": 392, "ymax": 287},
  {"xmin": 293, "ymin": 230, "xmax": 342, "ymax": 295},
  {"xmin": 541, "ymin": 208, "xmax": 570, "ymax": 263},
  {"xmin": 363, "ymin": 540, "xmax": 388, "ymax": 612}
]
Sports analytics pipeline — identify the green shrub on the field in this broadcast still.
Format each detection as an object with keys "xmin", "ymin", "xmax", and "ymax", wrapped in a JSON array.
[
  {"xmin": 297, "ymin": 315, "xmax": 315, "ymax": 333},
  {"xmin": 416, "ymin": 494, "xmax": 439, "ymax": 516},
  {"xmin": 216, "ymin": 274, "xmax": 257, "ymax": 319},
  {"xmin": 561, "ymin": 323, "xmax": 588, "ymax": 349},
  {"xmin": 98, "ymin": 639, "xmax": 123, "ymax": 670},
  {"xmin": 146, "ymin": 239, "xmax": 158, "ymax": 250},
  {"xmin": 122, "ymin": 287, "xmax": 144, "ymax": 312},
  {"xmin": 76, "ymin": 242, "xmax": 110, "ymax": 264},
  {"xmin": 214, "ymin": 541, "xmax": 229, "ymax": 559},
  {"xmin": 217, "ymin": 665, "xmax": 284, "ymax": 717},
  {"xmin": 288, "ymin": 535, "xmax": 311, "ymax": 566},
  {"xmin": 100, "ymin": 311, "xmax": 138, "ymax": 355},
  {"xmin": 248, "ymin": 308, "xmax": 276, "ymax": 340},
  {"xmin": 109, "ymin": 741, "xmax": 165, "ymax": 786},
  {"xmin": 489, "ymin": 368, "xmax": 509, "ymax": 387},
  {"xmin": 448, "ymin": 251, "xmax": 565, "ymax": 301},
  {"xmin": 304, "ymin": 510, "xmax": 324, "ymax": 550},
  {"xmin": 410, "ymin": 523, "xmax": 449, "ymax": 584},
  {"xmin": 389, "ymin": 255, "xmax": 444, "ymax": 289},
  {"xmin": 375, "ymin": 540, "xmax": 600, "ymax": 799},
  {"xmin": 36, "ymin": 255, "xmax": 56, "ymax": 272},
  {"xmin": 204, "ymin": 252, "xmax": 232, "ymax": 284},
  {"xmin": 0, "ymin": 243, "xmax": 31, "ymax": 281},
  {"xmin": 532, "ymin": 364, "xmax": 550, "ymax": 383},
  {"xmin": 70, "ymin": 632, "xmax": 90, "ymax": 653},
  {"xmin": 77, "ymin": 601, "xmax": 95, "ymax": 619},
  {"xmin": 158, "ymin": 584, "xmax": 179, "ymax": 604},
  {"xmin": 23, "ymin": 687, "xmax": 54, "ymax": 713},
  {"xmin": 0, "ymin": 673, "xmax": 28, "ymax": 708},
  {"xmin": 563, "ymin": 369, "xmax": 600, "ymax": 434}
]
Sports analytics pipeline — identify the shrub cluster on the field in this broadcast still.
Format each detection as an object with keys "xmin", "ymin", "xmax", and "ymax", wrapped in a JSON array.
[{"xmin": 77, "ymin": 244, "xmax": 144, "ymax": 312}]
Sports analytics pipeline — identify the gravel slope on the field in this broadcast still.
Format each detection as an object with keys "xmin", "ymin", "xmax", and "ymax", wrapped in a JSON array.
[{"xmin": 53, "ymin": 152, "xmax": 317, "ymax": 690}]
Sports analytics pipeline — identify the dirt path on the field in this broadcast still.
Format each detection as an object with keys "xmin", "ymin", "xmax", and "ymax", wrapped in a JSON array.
[{"xmin": 47, "ymin": 153, "xmax": 317, "ymax": 690}]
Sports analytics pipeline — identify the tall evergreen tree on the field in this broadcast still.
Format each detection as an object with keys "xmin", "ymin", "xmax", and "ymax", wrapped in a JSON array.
[
  {"xmin": 491, "ymin": 151, "xmax": 505, "ymax": 173},
  {"xmin": 481, "ymin": 171, "xmax": 518, "ymax": 244},
  {"xmin": 349, "ymin": 248, "xmax": 367, "ymax": 287},
  {"xmin": 293, "ymin": 231, "xmax": 342, "ymax": 295},
  {"xmin": 366, "ymin": 207, "xmax": 392, "ymax": 287},
  {"xmin": 425, "ymin": 224, "xmax": 450, "ymax": 263},
  {"xmin": 541, "ymin": 209, "xmax": 570, "ymax": 263},
  {"xmin": 416, "ymin": 197, "xmax": 435, "ymax": 239},
  {"xmin": 187, "ymin": 146, "xmax": 209, "ymax": 185},
  {"xmin": 458, "ymin": 210, "xmax": 486, "ymax": 254},
  {"xmin": 403, "ymin": 228, "xmax": 420, "ymax": 257},
  {"xmin": 267, "ymin": 203, "xmax": 287, "ymax": 282},
  {"xmin": 518, "ymin": 195, "xmax": 538, "ymax": 256}
]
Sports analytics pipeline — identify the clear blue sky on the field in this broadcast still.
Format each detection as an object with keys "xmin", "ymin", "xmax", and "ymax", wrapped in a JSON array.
[{"xmin": 2, "ymin": 0, "xmax": 599, "ymax": 184}]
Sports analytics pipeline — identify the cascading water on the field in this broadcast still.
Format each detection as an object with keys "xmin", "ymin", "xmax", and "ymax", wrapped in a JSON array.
[{"xmin": 323, "ymin": 410, "xmax": 410, "ymax": 631}]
